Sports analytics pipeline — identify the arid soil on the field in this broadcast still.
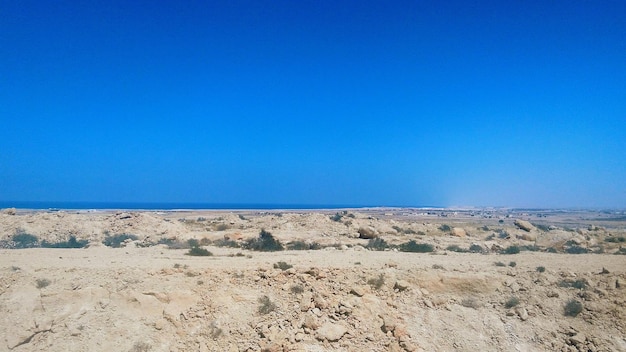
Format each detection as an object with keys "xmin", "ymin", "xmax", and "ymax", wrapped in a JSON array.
[{"xmin": 1, "ymin": 208, "xmax": 625, "ymax": 352}]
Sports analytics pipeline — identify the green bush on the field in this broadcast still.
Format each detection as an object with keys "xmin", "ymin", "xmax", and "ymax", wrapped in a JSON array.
[
  {"xmin": 438, "ymin": 224, "xmax": 451, "ymax": 232},
  {"xmin": 103, "ymin": 233, "xmax": 138, "ymax": 248},
  {"xmin": 330, "ymin": 213, "xmax": 343, "ymax": 222},
  {"xmin": 244, "ymin": 229, "xmax": 283, "ymax": 252},
  {"xmin": 469, "ymin": 244, "xmax": 484, "ymax": 253},
  {"xmin": 564, "ymin": 300, "xmax": 583, "ymax": 317},
  {"xmin": 366, "ymin": 238, "xmax": 390, "ymax": 251},
  {"xmin": 536, "ymin": 266, "xmax": 546, "ymax": 273},
  {"xmin": 399, "ymin": 241, "xmax": 434, "ymax": 253},
  {"xmin": 505, "ymin": 296, "xmax": 520, "ymax": 309},
  {"xmin": 367, "ymin": 274, "xmax": 385, "ymax": 290},
  {"xmin": 558, "ymin": 279, "xmax": 587, "ymax": 290},
  {"xmin": 565, "ymin": 245, "xmax": 589, "ymax": 254},
  {"xmin": 508, "ymin": 261, "xmax": 517, "ymax": 267},
  {"xmin": 605, "ymin": 236, "xmax": 625, "ymax": 243},
  {"xmin": 258, "ymin": 295, "xmax": 276, "ymax": 314},
  {"xmin": 286, "ymin": 240, "xmax": 321, "ymax": 250},
  {"xmin": 446, "ymin": 244, "xmax": 467, "ymax": 253},
  {"xmin": 503, "ymin": 245, "xmax": 520, "ymax": 254},
  {"xmin": 42, "ymin": 236, "xmax": 89, "ymax": 248},
  {"xmin": 186, "ymin": 246, "xmax": 212, "ymax": 256},
  {"xmin": 494, "ymin": 261, "xmax": 506, "ymax": 267},
  {"xmin": 12, "ymin": 233, "xmax": 39, "ymax": 248},
  {"xmin": 273, "ymin": 261, "xmax": 293, "ymax": 271}
]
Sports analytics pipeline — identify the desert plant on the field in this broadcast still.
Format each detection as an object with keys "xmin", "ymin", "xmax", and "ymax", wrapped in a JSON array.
[
  {"xmin": 399, "ymin": 240, "xmax": 434, "ymax": 253},
  {"xmin": 565, "ymin": 245, "xmax": 589, "ymax": 254},
  {"xmin": 36, "ymin": 278, "xmax": 51, "ymax": 289},
  {"xmin": 438, "ymin": 224, "xmax": 451, "ymax": 232},
  {"xmin": 367, "ymin": 274, "xmax": 385, "ymax": 290},
  {"xmin": 605, "ymin": 236, "xmax": 626, "ymax": 243},
  {"xmin": 366, "ymin": 238, "xmax": 390, "ymax": 251},
  {"xmin": 564, "ymin": 300, "xmax": 583, "ymax": 317},
  {"xmin": 215, "ymin": 223, "xmax": 230, "ymax": 231},
  {"xmin": 509, "ymin": 261, "xmax": 517, "ymax": 267},
  {"xmin": 330, "ymin": 213, "xmax": 343, "ymax": 222},
  {"xmin": 212, "ymin": 238, "xmax": 240, "ymax": 248},
  {"xmin": 286, "ymin": 240, "xmax": 321, "ymax": 250},
  {"xmin": 244, "ymin": 229, "xmax": 283, "ymax": 251},
  {"xmin": 494, "ymin": 261, "xmax": 506, "ymax": 267},
  {"xmin": 290, "ymin": 284, "xmax": 304, "ymax": 294},
  {"xmin": 536, "ymin": 266, "xmax": 546, "ymax": 273},
  {"xmin": 497, "ymin": 229, "xmax": 510, "ymax": 239},
  {"xmin": 103, "ymin": 233, "xmax": 138, "ymax": 248},
  {"xmin": 469, "ymin": 244, "xmax": 484, "ymax": 253},
  {"xmin": 258, "ymin": 295, "xmax": 276, "ymax": 314},
  {"xmin": 238, "ymin": 214, "xmax": 247, "ymax": 220},
  {"xmin": 129, "ymin": 341, "xmax": 151, "ymax": 352},
  {"xmin": 273, "ymin": 261, "xmax": 293, "ymax": 271},
  {"xmin": 558, "ymin": 279, "xmax": 588, "ymax": 290},
  {"xmin": 503, "ymin": 245, "xmax": 520, "ymax": 254},
  {"xmin": 432, "ymin": 264, "xmax": 444, "ymax": 270},
  {"xmin": 12, "ymin": 233, "xmax": 39, "ymax": 248},
  {"xmin": 461, "ymin": 298, "xmax": 481, "ymax": 309},
  {"xmin": 504, "ymin": 296, "xmax": 520, "ymax": 309},
  {"xmin": 186, "ymin": 246, "xmax": 212, "ymax": 256},
  {"xmin": 41, "ymin": 235, "xmax": 89, "ymax": 248},
  {"xmin": 446, "ymin": 244, "xmax": 467, "ymax": 253}
]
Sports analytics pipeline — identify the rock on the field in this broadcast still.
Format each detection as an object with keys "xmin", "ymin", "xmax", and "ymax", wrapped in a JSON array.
[
  {"xmin": 394, "ymin": 280, "xmax": 410, "ymax": 292},
  {"xmin": 350, "ymin": 286, "xmax": 366, "ymax": 297},
  {"xmin": 515, "ymin": 307, "xmax": 529, "ymax": 321},
  {"xmin": 313, "ymin": 294, "xmax": 329, "ymax": 309},
  {"xmin": 547, "ymin": 291, "xmax": 559, "ymax": 298},
  {"xmin": 451, "ymin": 227, "xmax": 467, "ymax": 237},
  {"xmin": 358, "ymin": 226, "xmax": 379, "ymax": 239},
  {"xmin": 303, "ymin": 315, "xmax": 321, "ymax": 330},
  {"xmin": 423, "ymin": 299, "xmax": 434, "ymax": 308},
  {"xmin": 519, "ymin": 232, "xmax": 537, "ymax": 241},
  {"xmin": 300, "ymin": 293, "xmax": 313, "ymax": 312},
  {"xmin": 514, "ymin": 219, "xmax": 534, "ymax": 232},
  {"xmin": 2, "ymin": 208, "xmax": 16, "ymax": 215},
  {"xmin": 381, "ymin": 315, "xmax": 397, "ymax": 333},
  {"xmin": 569, "ymin": 333, "xmax": 586, "ymax": 346},
  {"xmin": 316, "ymin": 322, "xmax": 347, "ymax": 342}
]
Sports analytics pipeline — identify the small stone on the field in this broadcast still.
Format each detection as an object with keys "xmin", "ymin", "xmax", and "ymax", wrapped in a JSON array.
[
  {"xmin": 350, "ymin": 286, "xmax": 366, "ymax": 297},
  {"xmin": 515, "ymin": 307, "xmax": 529, "ymax": 321},
  {"xmin": 316, "ymin": 322, "xmax": 347, "ymax": 342},
  {"xmin": 394, "ymin": 280, "xmax": 410, "ymax": 292},
  {"xmin": 569, "ymin": 333, "xmax": 586, "ymax": 346}
]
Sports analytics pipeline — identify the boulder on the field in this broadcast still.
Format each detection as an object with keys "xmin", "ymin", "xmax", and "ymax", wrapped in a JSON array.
[
  {"xmin": 514, "ymin": 220, "xmax": 534, "ymax": 232},
  {"xmin": 358, "ymin": 227, "xmax": 379, "ymax": 239},
  {"xmin": 451, "ymin": 227, "xmax": 467, "ymax": 237}
]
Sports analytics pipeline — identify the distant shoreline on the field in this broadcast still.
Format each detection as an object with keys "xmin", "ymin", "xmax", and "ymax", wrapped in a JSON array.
[{"xmin": 0, "ymin": 201, "xmax": 443, "ymax": 211}]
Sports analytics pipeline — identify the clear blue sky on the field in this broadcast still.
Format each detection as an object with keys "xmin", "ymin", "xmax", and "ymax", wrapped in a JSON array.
[{"xmin": 1, "ymin": 1, "xmax": 625, "ymax": 208}]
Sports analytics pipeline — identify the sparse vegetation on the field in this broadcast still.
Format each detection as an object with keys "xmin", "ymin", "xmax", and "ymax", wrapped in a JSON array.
[
  {"xmin": 186, "ymin": 245, "xmax": 212, "ymax": 256},
  {"xmin": 605, "ymin": 236, "xmax": 625, "ymax": 243},
  {"xmin": 503, "ymin": 245, "xmax": 520, "ymax": 254},
  {"xmin": 399, "ymin": 240, "xmax": 434, "ymax": 253},
  {"xmin": 244, "ymin": 229, "xmax": 284, "ymax": 251},
  {"xmin": 469, "ymin": 244, "xmax": 484, "ymax": 253},
  {"xmin": 330, "ymin": 213, "xmax": 343, "ymax": 222},
  {"xmin": 536, "ymin": 266, "xmax": 546, "ymax": 273},
  {"xmin": 286, "ymin": 240, "xmax": 321, "ymax": 250},
  {"xmin": 215, "ymin": 223, "xmax": 230, "ymax": 231},
  {"xmin": 212, "ymin": 238, "xmax": 240, "ymax": 248},
  {"xmin": 258, "ymin": 295, "xmax": 277, "ymax": 314},
  {"xmin": 438, "ymin": 224, "xmax": 451, "ymax": 232},
  {"xmin": 290, "ymin": 284, "xmax": 304, "ymax": 294},
  {"xmin": 11, "ymin": 232, "xmax": 39, "ymax": 248},
  {"xmin": 559, "ymin": 279, "xmax": 588, "ymax": 290},
  {"xmin": 42, "ymin": 235, "xmax": 89, "ymax": 248},
  {"xmin": 238, "ymin": 214, "xmax": 247, "ymax": 221},
  {"xmin": 129, "ymin": 341, "xmax": 152, "ymax": 352},
  {"xmin": 505, "ymin": 296, "xmax": 520, "ymax": 309},
  {"xmin": 273, "ymin": 261, "xmax": 293, "ymax": 271},
  {"xmin": 103, "ymin": 233, "xmax": 138, "ymax": 248},
  {"xmin": 508, "ymin": 261, "xmax": 517, "ymax": 267},
  {"xmin": 461, "ymin": 298, "xmax": 481, "ymax": 309},
  {"xmin": 367, "ymin": 274, "xmax": 385, "ymax": 290},
  {"xmin": 565, "ymin": 245, "xmax": 589, "ymax": 254},
  {"xmin": 366, "ymin": 238, "xmax": 390, "ymax": 251},
  {"xmin": 36, "ymin": 278, "xmax": 51, "ymax": 289},
  {"xmin": 564, "ymin": 300, "xmax": 583, "ymax": 317},
  {"xmin": 446, "ymin": 244, "xmax": 467, "ymax": 253},
  {"xmin": 494, "ymin": 261, "xmax": 506, "ymax": 267},
  {"xmin": 432, "ymin": 264, "xmax": 444, "ymax": 270}
]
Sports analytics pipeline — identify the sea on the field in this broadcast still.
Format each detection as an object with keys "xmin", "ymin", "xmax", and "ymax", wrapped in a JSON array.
[{"xmin": 0, "ymin": 201, "xmax": 398, "ymax": 211}]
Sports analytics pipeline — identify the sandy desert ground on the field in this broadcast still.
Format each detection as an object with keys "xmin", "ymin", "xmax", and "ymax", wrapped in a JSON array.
[{"xmin": 1, "ymin": 208, "xmax": 625, "ymax": 352}]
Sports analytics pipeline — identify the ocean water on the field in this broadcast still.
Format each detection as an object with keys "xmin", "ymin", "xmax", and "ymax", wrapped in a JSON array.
[{"xmin": 0, "ymin": 201, "xmax": 382, "ymax": 210}]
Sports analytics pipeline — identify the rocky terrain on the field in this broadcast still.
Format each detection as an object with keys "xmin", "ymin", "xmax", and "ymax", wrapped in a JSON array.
[{"xmin": 1, "ymin": 208, "xmax": 625, "ymax": 351}]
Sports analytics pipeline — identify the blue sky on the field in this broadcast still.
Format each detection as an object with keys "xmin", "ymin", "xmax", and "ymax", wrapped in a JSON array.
[{"xmin": 1, "ymin": 1, "xmax": 625, "ymax": 208}]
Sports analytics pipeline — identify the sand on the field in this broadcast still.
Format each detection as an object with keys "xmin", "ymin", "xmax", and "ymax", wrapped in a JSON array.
[{"xmin": 1, "ymin": 208, "xmax": 625, "ymax": 351}]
